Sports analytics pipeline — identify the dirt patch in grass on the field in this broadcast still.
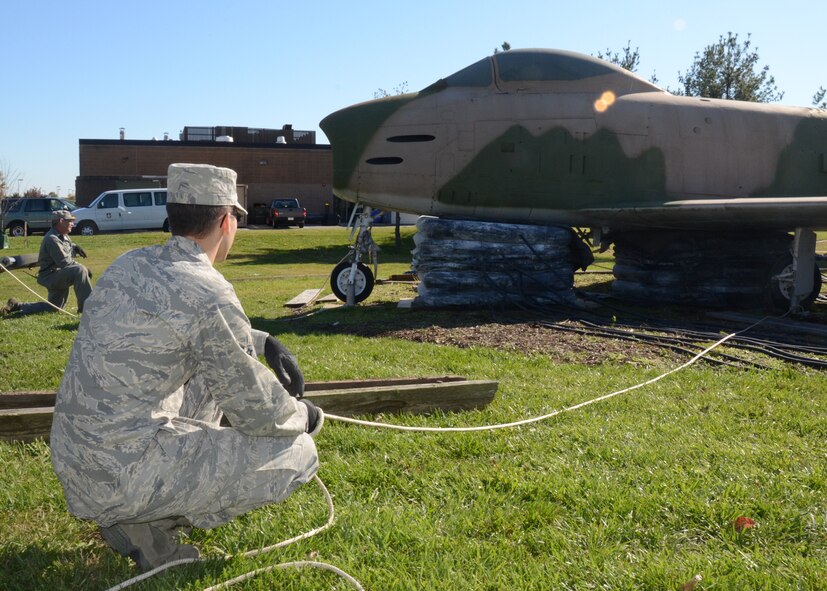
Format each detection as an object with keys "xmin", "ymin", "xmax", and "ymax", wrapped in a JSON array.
[
  {"xmin": 389, "ymin": 321, "xmax": 669, "ymax": 364},
  {"xmin": 333, "ymin": 311, "xmax": 680, "ymax": 366},
  {"xmin": 316, "ymin": 296, "xmax": 827, "ymax": 369}
]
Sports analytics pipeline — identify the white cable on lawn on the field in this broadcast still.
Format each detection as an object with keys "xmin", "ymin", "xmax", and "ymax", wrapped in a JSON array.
[
  {"xmin": 100, "ymin": 314, "xmax": 773, "ymax": 591},
  {"xmin": 0, "ymin": 262, "xmax": 78, "ymax": 318},
  {"xmin": 203, "ymin": 560, "xmax": 364, "ymax": 591},
  {"xmin": 239, "ymin": 474, "xmax": 336, "ymax": 558},
  {"xmin": 102, "ymin": 475, "xmax": 364, "ymax": 591},
  {"xmin": 325, "ymin": 316, "xmax": 773, "ymax": 433}
]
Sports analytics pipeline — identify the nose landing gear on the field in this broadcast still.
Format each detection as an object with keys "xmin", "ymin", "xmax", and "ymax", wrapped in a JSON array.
[{"xmin": 330, "ymin": 205, "xmax": 378, "ymax": 305}]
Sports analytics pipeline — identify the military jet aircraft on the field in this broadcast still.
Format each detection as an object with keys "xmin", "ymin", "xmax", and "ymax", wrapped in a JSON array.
[{"xmin": 320, "ymin": 48, "xmax": 827, "ymax": 309}]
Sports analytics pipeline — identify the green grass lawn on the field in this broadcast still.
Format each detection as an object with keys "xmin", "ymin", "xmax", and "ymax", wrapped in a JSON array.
[{"xmin": 0, "ymin": 227, "xmax": 825, "ymax": 590}]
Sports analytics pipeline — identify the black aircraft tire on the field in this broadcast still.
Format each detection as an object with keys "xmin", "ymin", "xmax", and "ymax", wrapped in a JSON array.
[
  {"xmin": 331, "ymin": 261, "xmax": 374, "ymax": 303},
  {"xmin": 767, "ymin": 258, "xmax": 823, "ymax": 310}
]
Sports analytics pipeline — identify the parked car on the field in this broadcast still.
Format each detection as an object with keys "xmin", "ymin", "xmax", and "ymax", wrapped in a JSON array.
[
  {"xmin": 3, "ymin": 197, "xmax": 78, "ymax": 236},
  {"xmin": 265, "ymin": 198, "xmax": 306, "ymax": 228},
  {"xmin": 0, "ymin": 197, "xmax": 21, "ymax": 212},
  {"xmin": 72, "ymin": 189, "xmax": 169, "ymax": 235}
]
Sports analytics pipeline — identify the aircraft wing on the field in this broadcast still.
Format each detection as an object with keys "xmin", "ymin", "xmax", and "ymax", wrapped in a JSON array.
[{"xmin": 580, "ymin": 196, "xmax": 827, "ymax": 231}]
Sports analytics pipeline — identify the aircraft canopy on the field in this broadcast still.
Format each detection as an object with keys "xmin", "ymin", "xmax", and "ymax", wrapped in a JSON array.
[{"xmin": 425, "ymin": 49, "xmax": 660, "ymax": 93}]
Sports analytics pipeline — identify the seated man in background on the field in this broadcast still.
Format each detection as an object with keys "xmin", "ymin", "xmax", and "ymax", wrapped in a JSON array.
[
  {"xmin": 2, "ymin": 209, "xmax": 92, "ymax": 316},
  {"xmin": 50, "ymin": 163, "xmax": 322, "ymax": 571}
]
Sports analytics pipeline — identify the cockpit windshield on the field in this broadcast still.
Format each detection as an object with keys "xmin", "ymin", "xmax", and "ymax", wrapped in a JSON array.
[
  {"xmin": 495, "ymin": 50, "xmax": 616, "ymax": 82},
  {"xmin": 444, "ymin": 57, "xmax": 493, "ymax": 87},
  {"xmin": 421, "ymin": 57, "xmax": 493, "ymax": 92}
]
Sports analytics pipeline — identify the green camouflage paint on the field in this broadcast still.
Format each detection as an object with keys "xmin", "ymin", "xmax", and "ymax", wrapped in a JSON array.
[
  {"xmin": 756, "ymin": 117, "xmax": 827, "ymax": 197},
  {"xmin": 320, "ymin": 96, "xmax": 416, "ymax": 191},
  {"xmin": 437, "ymin": 126, "xmax": 668, "ymax": 210}
]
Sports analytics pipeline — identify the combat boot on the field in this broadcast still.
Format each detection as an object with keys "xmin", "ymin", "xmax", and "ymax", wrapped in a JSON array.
[
  {"xmin": 1, "ymin": 298, "xmax": 21, "ymax": 316},
  {"xmin": 100, "ymin": 517, "xmax": 200, "ymax": 571}
]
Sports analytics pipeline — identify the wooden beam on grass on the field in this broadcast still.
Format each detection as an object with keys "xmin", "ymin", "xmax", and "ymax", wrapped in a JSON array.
[
  {"xmin": 284, "ymin": 288, "xmax": 323, "ymax": 307},
  {"xmin": 0, "ymin": 407, "xmax": 54, "ymax": 442},
  {"xmin": 0, "ymin": 376, "xmax": 498, "ymax": 442},
  {"xmin": 305, "ymin": 379, "xmax": 498, "ymax": 417}
]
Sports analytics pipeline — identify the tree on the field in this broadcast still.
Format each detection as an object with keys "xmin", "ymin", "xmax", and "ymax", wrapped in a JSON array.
[
  {"xmin": 814, "ymin": 87, "xmax": 826, "ymax": 108},
  {"xmin": 373, "ymin": 81, "xmax": 409, "ymax": 99},
  {"xmin": 24, "ymin": 187, "xmax": 43, "ymax": 198},
  {"xmin": 677, "ymin": 32, "xmax": 783, "ymax": 102},
  {"xmin": 0, "ymin": 159, "xmax": 23, "ymax": 197},
  {"xmin": 594, "ymin": 42, "xmax": 659, "ymax": 85},
  {"xmin": 596, "ymin": 41, "xmax": 640, "ymax": 72},
  {"xmin": 493, "ymin": 41, "xmax": 511, "ymax": 55}
]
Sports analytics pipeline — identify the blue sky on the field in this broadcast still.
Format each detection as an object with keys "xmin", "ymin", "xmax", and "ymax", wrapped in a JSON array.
[{"xmin": 2, "ymin": 0, "xmax": 824, "ymax": 197}]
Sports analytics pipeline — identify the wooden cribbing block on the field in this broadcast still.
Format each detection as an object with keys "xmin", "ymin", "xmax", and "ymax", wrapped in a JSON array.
[
  {"xmin": 0, "ymin": 376, "xmax": 498, "ymax": 442},
  {"xmin": 0, "ymin": 407, "xmax": 55, "ymax": 442},
  {"xmin": 303, "ymin": 379, "xmax": 498, "ymax": 417},
  {"xmin": 284, "ymin": 289, "xmax": 322, "ymax": 307}
]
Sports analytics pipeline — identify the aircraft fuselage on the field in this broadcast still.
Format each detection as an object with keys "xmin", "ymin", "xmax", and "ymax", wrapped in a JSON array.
[{"xmin": 321, "ymin": 49, "xmax": 827, "ymax": 232}]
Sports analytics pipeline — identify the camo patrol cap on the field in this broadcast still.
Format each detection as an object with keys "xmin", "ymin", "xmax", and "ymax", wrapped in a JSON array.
[
  {"xmin": 52, "ymin": 210, "xmax": 76, "ymax": 221},
  {"xmin": 167, "ymin": 163, "xmax": 248, "ymax": 215}
]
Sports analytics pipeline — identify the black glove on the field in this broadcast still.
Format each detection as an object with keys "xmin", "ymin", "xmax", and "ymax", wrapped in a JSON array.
[
  {"xmin": 300, "ymin": 399, "xmax": 324, "ymax": 437},
  {"xmin": 72, "ymin": 244, "xmax": 88, "ymax": 258},
  {"xmin": 264, "ymin": 335, "xmax": 305, "ymax": 398}
]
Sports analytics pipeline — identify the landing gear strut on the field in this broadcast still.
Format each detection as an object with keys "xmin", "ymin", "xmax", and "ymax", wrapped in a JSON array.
[
  {"xmin": 769, "ymin": 228, "xmax": 822, "ymax": 312},
  {"xmin": 330, "ymin": 205, "xmax": 377, "ymax": 305}
]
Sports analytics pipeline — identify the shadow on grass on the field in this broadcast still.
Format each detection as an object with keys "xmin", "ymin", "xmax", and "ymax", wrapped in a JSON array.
[
  {"xmin": 253, "ymin": 286, "xmax": 827, "ymax": 365},
  {"xmin": 229, "ymin": 234, "xmax": 417, "ymax": 268},
  {"xmin": 251, "ymin": 304, "xmax": 570, "ymax": 340},
  {"xmin": 0, "ymin": 545, "xmax": 215, "ymax": 591},
  {"xmin": 0, "ymin": 313, "xmax": 79, "ymax": 331},
  {"xmin": 0, "ymin": 545, "xmax": 109, "ymax": 591}
]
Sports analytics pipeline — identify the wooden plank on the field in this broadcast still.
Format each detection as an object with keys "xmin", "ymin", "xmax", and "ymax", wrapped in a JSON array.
[
  {"xmin": 0, "ymin": 391, "xmax": 56, "ymax": 410},
  {"xmin": 376, "ymin": 274, "xmax": 418, "ymax": 283},
  {"xmin": 0, "ymin": 408, "xmax": 54, "ymax": 442},
  {"xmin": 0, "ymin": 377, "xmax": 468, "ymax": 410},
  {"xmin": 284, "ymin": 288, "xmax": 323, "ymax": 308},
  {"xmin": 303, "ymin": 380, "xmax": 498, "ymax": 417},
  {"xmin": 303, "ymin": 375, "xmax": 466, "ymax": 392},
  {"xmin": 389, "ymin": 274, "xmax": 417, "ymax": 282},
  {"xmin": 0, "ymin": 377, "xmax": 498, "ymax": 442}
]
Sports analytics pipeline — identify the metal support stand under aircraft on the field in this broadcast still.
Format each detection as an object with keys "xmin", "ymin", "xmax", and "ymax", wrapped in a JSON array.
[
  {"xmin": 610, "ymin": 227, "xmax": 823, "ymax": 312},
  {"xmin": 772, "ymin": 228, "xmax": 819, "ymax": 313},
  {"xmin": 330, "ymin": 204, "xmax": 378, "ymax": 305}
]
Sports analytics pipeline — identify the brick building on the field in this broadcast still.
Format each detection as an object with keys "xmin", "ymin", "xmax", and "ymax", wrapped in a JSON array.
[{"xmin": 75, "ymin": 125, "xmax": 338, "ymax": 225}]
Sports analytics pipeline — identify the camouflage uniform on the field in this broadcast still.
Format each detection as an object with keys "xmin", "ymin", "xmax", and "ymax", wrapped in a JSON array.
[
  {"xmin": 50, "ymin": 235, "xmax": 318, "ymax": 529},
  {"xmin": 16, "ymin": 228, "xmax": 92, "ymax": 314}
]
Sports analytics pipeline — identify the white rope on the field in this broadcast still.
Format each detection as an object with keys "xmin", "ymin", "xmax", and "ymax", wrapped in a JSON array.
[
  {"xmin": 0, "ymin": 261, "xmax": 78, "ymax": 318},
  {"xmin": 239, "ymin": 474, "xmax": 336, "ymax": 558},
  {"xmin": 104, "ymin": 475, "xmax": 363, "ymax": 591},
  {"xmin": 103, "ymin": 314, "xmax": 773, "ymax": 591},
  {"xmin": 325, "ymin": 315, "xmax": 773, "ymax": 433},
  {"xmin": 103, "ymin": 556, "xmax": 201, "ymax": 591},
  {"xmin": 203, "ymin": 560, "xmax": 364, "ymax": 591}
]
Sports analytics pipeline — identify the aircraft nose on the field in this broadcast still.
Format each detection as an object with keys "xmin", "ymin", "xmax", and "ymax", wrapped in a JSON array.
[{"xmin": 320, "ymin": 96, "xmax": 414, "ymax": 191}]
